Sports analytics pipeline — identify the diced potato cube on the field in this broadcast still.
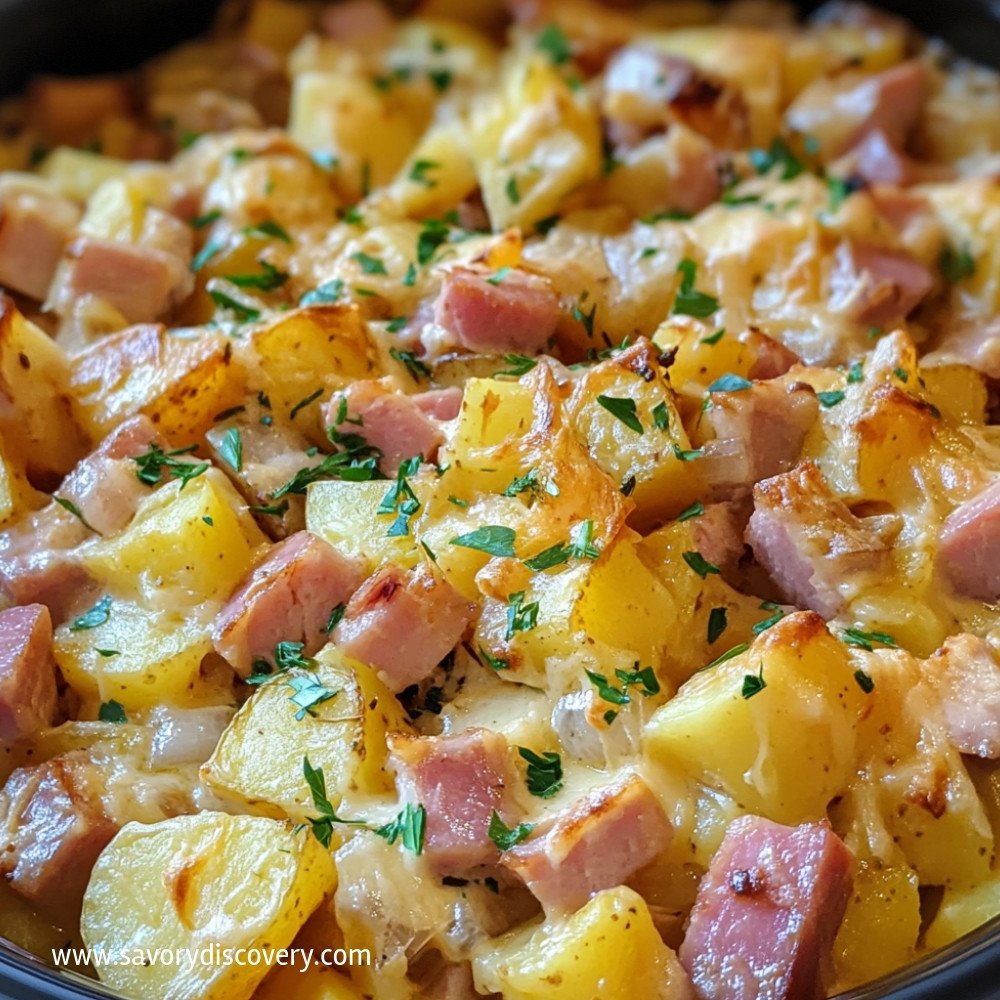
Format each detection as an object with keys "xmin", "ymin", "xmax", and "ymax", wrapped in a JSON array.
[
  {"xmin": 643, "ymin": 612, "xmax": 867, "ymax": 824},
  {"xmin": 470, "ymin": 55, "xmax": 601, "ymax": 231},
  {"xmin": 202, "ymin": 646, "xmax": 410, "ymax": 821},
  {"xmin": 54, "ymin": 599, "xmax": 217, "ymax": 712},
  {"xmin": 307, "ymin": 476, "xmax": 435, "ymax": 571},
  {"xmin": 252, "ymin": 305, "xmax": 380, "ymax": 440},
  {"xmin": 81, "ymin": 813, "xmax": 335, "ymax": 1000},
  {"xmin": 924, "ymin": 873, "xmax": 1000, "ymax": 951},
  {"xmin": 471, "ymin": 886, "xmax": 691, "ymax": 1000},
  {"xmin": 567, "ymin": 342, "xmax": 701, "ymax": 526},
  {"xmin": 39, "ymin": 147, "xmax": 130, "ymax": 201},
  {"xmin": 0, "ymin": 433, "xmax": 43, "ymax": 526},
  {"xmin": 919, "ymin": 364, "xmax": 987, "ymax": 425},
  {"xmin": 833, "ymin": 860, "xmax": 921, "ymax": 990},
  {"xmin": 78, "ymin": 177, "xmax": 146, "ymax": 242},
  {"xmin": 0, "ymin": 300, "xmax": 88, "ymax": 480},
  {"xmin": 386, "ymin": 121, "xmax": 478, "ymax": 219},
  {"xmin": 80, "ymin": 470, "xmax": 266, "ymax": 605},
  {"xmin": 70, "ymin": 323, "xmax": 245, "ymax": 442},
  {"xmin": 289, "ymin": 72, "xmax": 427, "ymax": 200}
]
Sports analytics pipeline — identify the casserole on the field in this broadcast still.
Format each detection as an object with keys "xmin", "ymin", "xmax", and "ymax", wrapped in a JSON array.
[{"xmin": 0, "ymin": 1, "xmax": 1000, "ymax": 998}]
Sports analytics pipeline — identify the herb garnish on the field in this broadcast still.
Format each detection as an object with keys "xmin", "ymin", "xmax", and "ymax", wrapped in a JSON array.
[{"xmin": 518, "ymin": 747, "xmax": 563, "ymax": 798}]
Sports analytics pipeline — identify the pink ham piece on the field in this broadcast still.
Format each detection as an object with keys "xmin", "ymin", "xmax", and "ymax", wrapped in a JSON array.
[
  {"xmin": 434, "ymin": 265, "xmax": 560, "ymax": 355},
  {"xmin": 324, "ymin": 379, "xmax": 462, "ymax": 474},
  {"xmin": 332, "ymin": 563, "xmax": 475, "ymax": 693},
  {"xmin": 48, "ymin": 236, "xmax": 192, "ymax": 324},
  {"xmin": 212, "ymin": 531, "xmax": 367, "ymax": 678},
  {"xmin": 679, "ymin": 815, "xmax": 854, "ymax": 1000},
  {"xmin": 841, "ymin": 129, "xmax": 953, "ymax": 187},
  {"xmin": 828, "ymin": 241, "xmax": 933, "ymax": 330},
  {"xmin": 700, "ymin": 380, "xmax": 819, "ymax": 501},
  {"xmin": 58, "ymin": 414, "xmax": 158, "ymax": 536},
  {"xmin": 503, "ymin": 773, "xmax": 671, "ymax": 913},
  {"xmin": 0, "ymin": 604, "xmax": 58, "ymax": 744},
  {"xmin": 0, "ymin": 415, "xmax": 159, "ymax": 620},
  {"xmin": 924, "ymin": 633, "xmax": 1000, "ymax": 758},
  {"xmin": 785, "ymin": 60, "xmax": 928, "ymax": 159},
  {"xmin": 320, "ymin": 0, "xmax": 395, "ymax": 43},
  {"xmin": 746, "ymin": 462, "xmax": 889, "ymax": 619},
  {"xmin": 939, "ymin": 478, "xmax": 1000, "ymax": 602},
  {"xmin": 0, "ymin": 752, "xmax": 118, "ymax": 913},
  {"xmin": 0, "ymin": 178, "xmax": 80, "ymax": 300},
  {"xmin": 691, "ymin": 500, "xmax": 751, "ymax": 580},
  {"xmin": 742, "ymin": 328, "xmax": 801, "ymax": 381},
  {"xmin": 389, "ymin": 728, "xmax": 519, "ymax": 874}
]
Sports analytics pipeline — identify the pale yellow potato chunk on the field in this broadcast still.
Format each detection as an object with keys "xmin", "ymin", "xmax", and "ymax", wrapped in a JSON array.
[
  {"xmin": 202, "ymin": 647, "xmax": 410, "ymax": 821},
  {"xmin": 82, "ymin": 812, "xmax": 335, "ymax": 1000},
  {"xmin": 471, "ymin": 886, "xmax": 692, "ymax": 1000}
]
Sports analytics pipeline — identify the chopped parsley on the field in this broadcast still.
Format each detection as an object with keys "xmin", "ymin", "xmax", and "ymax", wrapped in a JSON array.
[
  {"xmin": 302, "ymin": 756, "xmax": 368, "ymax": 847},
  {"xmin": 826, "ymin": 175, "xmax": 863, "ymax": 212},
  {"xmin": 505, "ymin": 175, "xmax": 521, "ymax": 205},
  {"xmin": 390, "ymin": 348, "xmax": 431, "ymax": 381},
  {"xmin": 324, "ymin": 604, "xmax": 346, "ymax": 634},
  {"xmin": 496, "ymin": 353, "xmax": 538, "ymax": 377},
  {"xmin": 243, "ymin": 219, "xmax": 292, "ymax": 243},
  {"xmin": 378, "ymin": 457, "xmax": 422, "ymax": 537},
  {"xmin": 53, "ymin": 496, "xmax": 97, "ymax": 532},
  {"xmin": 351, "ymin": 251, "xmax": 388, "ymax": 275},
  {"xmin": 586, "ymin": 665, "xmax": 660, "ymax": 714},
  {"xmin": 132, "ymin": 444, "xmax": 210, "ymax": 489},
  {"xmin": 683, "ymin": 551, "xmax": 721, "ymax": 578},
  {"xmin": 854, "ymin": 669, "xmax": 876, "ymax": 694},
  {"xmin": 505, "ymin": 590, "xmax": 539, "ymax": 639},
  {"xmin": 290, "ymin": 387, "xmax": 323, "ymax": 420},
  {"xmin": 70, "ymin": 595, "xmax": 112, "ymax": 632},
  {"xmin": 817, "ymin": 389, "xmax": 846, "ymax": 408},
  {"xmin": 677, "ymin": 501, "xmax": 704, "ymax": 522},
  {"xmin": 226, "ymin": 260, "xmax": 289, "ymax": 292},
  {"xmin": 300, "ymin": 279, "xmax": 344, "ymax": 306},
  {"xmin": 939, "ymin": 242, "xmax": 976, "ymax": 283},
  {"xmin": 488, "ymin": 810, "xmax": 535, "ymax": 851},
  {"xmin": 847, "ymin": 360, "xmax": 864, "ymax": 384},
  {"xmin": 673, "ymin": 444, "xmax": 704, "ymax": 462},
  {"xmin": 536, "ymin": 23, "xmax": 571, "ymax": 64},
  {"xmin": 408, "ymin": 159, "xmax": 441, "ymax": 187},
  {"xmin": 518, "ymin": 747, "xmax": 563, "ymax": 799},
  {"xmin": 741, "ymin": 664, "xmax": 767, "ymax": 699},
  {"xmin": 752, "ymin": 600, "xmax": 784, "ymax": 635},
  {"xmin": 597, "ymin": 395, "xmax": 643, "ymax": 434},
  {"xmin": 376, "ymin": 803, "xmax": 426, "ymax": 855},
  {"xmin": 208, "ymin": 289, "xmax": 260, "ymax": 323},
  {"xmin": 699, "ymin": 642, "xmax": 750, "ymax": 672},
  {"xmin": 218, "ymin": 427, "xmax": 243, "ymax": 472},
  {"xmin": 450, "ymin": 525, "xmax": 517, "ymax": 558},
  {"xmin": 841, "ymin": 628, "xmax": 899, "ymax": 652},
  {"xmin": 191, "ymin": 239, "xmax": 223, "ymax": 273},
  {"xmin": 672, "ymin": 258, "xmax": 719, "ymax": 318},
  {"xmin": 478, "ymin": 645, "xmax": 510, "ymax": 671},
  {"xmin": 651, "ymin": 401, "xmax": 670, "ymax": 431},
  {"xmin": 286, "ymin": 674, "xmax": 339, "ymax": 721},
  {"xmin": 749, "ymin": 137, "xmax": 804, "ymax": 181},
  {"xmin": 98, "ymin": 700, "xmax": 127, "ymax": 724},
  {"xmin": 571, "ymin": 298, "xmax": 597, "ymax": 338},
  {"xmin": 487, "ymin": 266, "xmax": 512, "ymax": 286},
  {"xmin": 416, "ymin": 218, "xmax": 450, "ymax": 265},
  {"xmin": 701, "ymin": 328, "xmax": 726, "ymax": 345},
  {"xmin": 707, "ymin": 373, "xmax": 752, "ymax": 393},
  {"xmin": 707, "ymin": 606, "xmax": 728, "ymax": 644}
]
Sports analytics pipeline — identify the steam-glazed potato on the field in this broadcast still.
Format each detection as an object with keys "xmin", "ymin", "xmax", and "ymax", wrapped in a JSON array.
[{"xmin": 81, "ymin": 812, "xmax": 335, "ymax": 1000}]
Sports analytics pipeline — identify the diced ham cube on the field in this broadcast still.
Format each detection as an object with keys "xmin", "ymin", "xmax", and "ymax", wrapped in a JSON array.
[
  {"xmin": 0, "ymin": 753, "xmax": 118, "ymax": 912},
  {"xmin": 700, "ymin": 381, "xmax": 819, "ymax": 501},
  {"xmin": 691, "ymin": 500, "xmax": 751, "ymax": 580},
  {"xmin": 840, "ymin": 129, "xmax": 953, "ymax": 187},
  {"xmin": 320, "ymin": 0, "xmax": 395, "ymax": 43},
  {"xmin": 48, "ymin": 236, "xmax": 192, "ymax": 324},
  {"xmin": 324, "ymin": 379, "xmax": 461, "ymax": 474},
  {"xmin": 0, "ymin": 178, "xmax": 80, "ymax": 299},
  {"xmin": 742, "ymin": 328, "xmax": 801, "ymax": 381},
  {"xmin": 503, "ymin": 773, "xmax": 672, "ymax": 913},
  {"xmin": 785, "ymin": 60, "xmax": 928, "ymax": 159},
  {"xmin": 828, "ymin": 241, "xmax": 933, "ymax": 331},
  {"xmin": 58, "ymin": 414, "xmax": 159, "ymax": 537},
  {"xmin": 679, "ymin": 815, "xmax": 854, "ymax": 1000},
  {"xmin": 433, "ymin": 265, "xmax": 559, "ymax": 355},
  {"xmin": 747, "ymin": 462, "xmax": 889, "ymax": 619},
  {"xmin": 332, "ymin": 563, "xmax": 475, "ymax": 692},
  {"xmin": 389, "ymin": 728, "xmax": 519, "ymax": 874},
  {"xmin": 923, "ymin": 633, "xmax": 1000, "ymax": 759},
  {"xmin": 0, "ymin": 604, "xmax": 57, "ymax": 744},
  {"xmin": 0, "ymin": 416, "xmax": 159, "ymax": 620},
  {"xmin": 213, "ymin": 532, "xmax": 367, "ymax": 678},
  {"xmin": 938, "ymin": 478, "xmax": 1000, "ymax": 602}
]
